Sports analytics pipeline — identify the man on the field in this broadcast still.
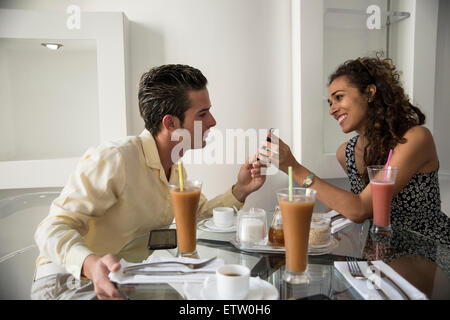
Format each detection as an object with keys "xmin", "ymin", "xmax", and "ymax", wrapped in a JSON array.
[{"xmin": 32, "ymin": 64, "xmax": 265, "ymax": 299}]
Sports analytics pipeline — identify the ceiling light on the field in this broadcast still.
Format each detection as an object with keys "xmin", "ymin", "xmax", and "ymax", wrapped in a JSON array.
[{"xmin": 41, "ymin": 43, "xmax": 63, "ymax": 50}]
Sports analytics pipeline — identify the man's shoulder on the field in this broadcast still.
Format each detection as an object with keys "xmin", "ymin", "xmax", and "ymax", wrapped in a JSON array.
[
  {"xmin": 83, "ymin": 136, "xmax": 142, "ymax": 161},
  {"xmin": 105, "ymin": 135, "xmax": 141, "ymax": 150}
]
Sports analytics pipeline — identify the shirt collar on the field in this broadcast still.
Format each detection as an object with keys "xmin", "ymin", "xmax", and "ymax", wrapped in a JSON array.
[
  {"xmin": 139, "ymin": 129, "xmax": 180, "ymax": 184},
  {"xmin": 139, "ymin": 129, "xmax": 162, "ymax": 169}
]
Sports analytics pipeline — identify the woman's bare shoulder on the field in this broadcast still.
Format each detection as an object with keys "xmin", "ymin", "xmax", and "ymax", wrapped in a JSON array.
[
  {"xmin": 336, "ymin": 142, "xmax": 348, "ymax": 173},
  {"xmin": 402, "ymin": 125, "xmax": 434, "ymax": 147},
  {"xmin": 398, "ymin": 125, "xmax": 438, "ymax": 171}
]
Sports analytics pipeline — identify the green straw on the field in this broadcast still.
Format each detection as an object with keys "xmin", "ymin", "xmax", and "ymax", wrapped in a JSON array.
[{"xmin": 288, "ymin": 166, "xmax": 293, "ymax": 201}]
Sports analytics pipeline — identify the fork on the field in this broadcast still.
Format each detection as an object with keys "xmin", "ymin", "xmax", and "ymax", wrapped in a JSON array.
[
  {"xmin": 123, "ymin": 256, "xmax": 217, "ymax": 273},
  {"xmin": 345, "ymin": 256, "xmax": 390, "ymax": 300}
]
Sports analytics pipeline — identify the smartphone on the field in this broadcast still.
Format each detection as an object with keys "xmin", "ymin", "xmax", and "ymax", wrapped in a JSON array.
[
  {"xmin": 148, "ymin": 229, "xmax": 177, "ymax": 250},
  {"xmin": 257, "ymin": 128, "xmax": 275, "ymax": 162},
  {"xmin": 266, "ymin": 128, "xmax": 274, "ymax": 142}
]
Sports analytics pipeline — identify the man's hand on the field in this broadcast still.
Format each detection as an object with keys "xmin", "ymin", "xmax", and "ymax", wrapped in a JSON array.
[
  {"xmin": 232, "ymin": 155, "xmax": 266, "ymax": 202},
  {"xmin": 82, "ymin": 254, "xmax": 124, "ymax": 300}
]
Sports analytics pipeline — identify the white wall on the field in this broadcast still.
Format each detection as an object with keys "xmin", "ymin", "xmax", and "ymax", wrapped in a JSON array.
[
  {"xmin": 323, "ymin": 0, "xmax": 386, "ymax": 155},
  {"xmin": 0, "ymin": 0, "xmax": 292, "ymax": 211},
  {"xmin": 390, "ymin": 0, "xmax": 439, "ymax": 134},
  {"xmin": 434, "ymin": 0, "xmax": 450, "ymax": 174},
  {"xmin": 0, "ymin": 0, "xmax": 447, "ymax": 213},
  {"xmin": 0, "ymin": 43, "xmax": 15, "ymax": 160},
  {"xmin": 390, "ymin": 0, "xmax": 415, "ymax": 99},
  {"xmin": 435, "ymin": 0, "xmax": 450, "ymax": 216},
  {"xmin": 412, "ymin": 0, "xmax": 439, "ymax": 134}
]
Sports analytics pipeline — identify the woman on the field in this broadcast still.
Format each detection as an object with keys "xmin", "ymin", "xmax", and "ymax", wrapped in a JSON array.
[{"xmin": 260, "ymin": 54, "xmax": 450, "ymax": 246}]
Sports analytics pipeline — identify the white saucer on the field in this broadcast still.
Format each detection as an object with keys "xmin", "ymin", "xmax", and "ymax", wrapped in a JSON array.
[
  {"xmin": 196, "ymin": 277, "xmax": 278, "ymax": 300},
  {"xmin": 205, "ymin": 219, "xmax": 236, "ymax": 230},
  {"xmin": 183, "ymin": 277, "xmax": 279, "ymax": 300},
  {"xmin": 200, "ymin": 277, "xmax": 263, "ymax": 300},
  {"xmin": 198, "ymin": 218, "xmax": 237, "ymax": 233}
]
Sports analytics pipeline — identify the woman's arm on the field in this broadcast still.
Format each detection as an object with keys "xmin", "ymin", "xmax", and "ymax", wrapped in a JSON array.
[
  {"xmin": 290, "ymin": 163, "xmax": 371, "ymax": 223},
  {"xmin": 260, "ymin": 135, "xmax": 371, "ymax": 222},
  {"xmin": 262, "ymin": 126, "xmax": 438, "ymax": 223}
]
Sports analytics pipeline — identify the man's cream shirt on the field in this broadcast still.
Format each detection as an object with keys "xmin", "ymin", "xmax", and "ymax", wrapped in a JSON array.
[{"xmin": 34, "ymin": 130, "xmax": 243, "ymax": 279}]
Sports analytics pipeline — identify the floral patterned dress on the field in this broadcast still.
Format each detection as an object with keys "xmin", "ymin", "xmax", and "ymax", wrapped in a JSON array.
[{"xmin": 345, "ymin": 135, "xmax": 450, "ymax": 246}]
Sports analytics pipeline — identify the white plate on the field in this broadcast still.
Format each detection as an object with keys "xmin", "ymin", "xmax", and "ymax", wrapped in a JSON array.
[
  {"xmin": 197, "ymin": 218, "xmax": 237, "ymax": 233},
  {"xmin": 184, "ymin": 277, "xmax": 279, "ymax": 300},
  {"xmin": 230, "ymin": 237, "xmax": 339, "ymax": 256}
]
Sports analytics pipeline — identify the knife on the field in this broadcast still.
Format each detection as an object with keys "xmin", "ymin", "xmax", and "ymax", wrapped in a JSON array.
[{"xmin": 367, "ymin": 261, "xmax": 410, "ymax": 300}]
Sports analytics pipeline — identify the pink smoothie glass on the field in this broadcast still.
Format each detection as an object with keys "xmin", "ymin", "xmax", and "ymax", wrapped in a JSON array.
[{"xmin": 367, "ymin": 165, "xmax": 398, "ymax": 235}]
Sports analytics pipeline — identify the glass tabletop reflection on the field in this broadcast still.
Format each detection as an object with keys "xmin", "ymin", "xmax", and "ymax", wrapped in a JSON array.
[{"xmin": 118, "ymin": 214, "xmax": 450, "ymax": 300}]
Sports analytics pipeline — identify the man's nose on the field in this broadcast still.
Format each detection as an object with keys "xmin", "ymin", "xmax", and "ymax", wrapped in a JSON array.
[{"xmin": 208, "ymin": 113, "xmax": 217, "ymax": 128}]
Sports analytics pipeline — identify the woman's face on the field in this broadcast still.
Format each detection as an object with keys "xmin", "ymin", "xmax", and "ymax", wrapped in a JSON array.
[{"xmin": 328, "ymin": 76, "xmax": 369, "ymax": 134}]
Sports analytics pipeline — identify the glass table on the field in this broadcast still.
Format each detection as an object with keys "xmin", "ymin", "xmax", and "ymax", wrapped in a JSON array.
[{"xmin": 117, "ymin": 213, "xmax": 450, "ymax": 300}]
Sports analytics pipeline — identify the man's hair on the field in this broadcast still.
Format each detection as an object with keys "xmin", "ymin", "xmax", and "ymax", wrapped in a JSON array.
[{"xmin": 138, "ymin": 64, "xmax": 208, "ymax": 135}]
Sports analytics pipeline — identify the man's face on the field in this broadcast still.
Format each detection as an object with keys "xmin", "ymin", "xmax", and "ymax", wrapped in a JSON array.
[{"xmin": 181, "ymin": 88, "xmax": 216, "ymax": 149}]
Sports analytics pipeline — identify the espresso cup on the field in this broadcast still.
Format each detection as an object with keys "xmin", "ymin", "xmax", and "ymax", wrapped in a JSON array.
[
  {"xmin": 213, "ymin": 207, "xmax": 235, "ymax": 228},
  {"xmin": 214, "ymin": 264, "xmax": 250, "ymax": 299}
]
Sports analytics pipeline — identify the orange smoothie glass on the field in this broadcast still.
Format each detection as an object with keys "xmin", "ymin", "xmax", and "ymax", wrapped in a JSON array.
[
  {"xmin": 277, "ymin": 187, "xmax": 317, "ymax": 284},
  {"xmin": 367, "ymin": 166, "xmax": 398, "ymax": 236},
  {"xmin": 169, "ymin": 180, "xmax": 202, "ymax": 258}
]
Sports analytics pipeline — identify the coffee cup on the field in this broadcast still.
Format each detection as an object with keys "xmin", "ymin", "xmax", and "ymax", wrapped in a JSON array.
[
  {"xmin": 213, "ymin": 207, "xmax": 235, "ymax": 228},
  {"xmin": 212, "ymin": 264, "xmax": 250, "ymax": 299}
]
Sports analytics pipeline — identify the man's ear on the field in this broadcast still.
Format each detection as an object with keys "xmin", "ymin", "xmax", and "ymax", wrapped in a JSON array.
[
  {"xmin": 367, "ymin": 84, "xmax": 377, "ymax": 102},
  {"xmin": 161, "ymin": 114, "xmax": 180, "ymax": 132}
]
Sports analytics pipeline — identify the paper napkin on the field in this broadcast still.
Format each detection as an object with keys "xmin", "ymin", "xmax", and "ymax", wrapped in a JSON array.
[
  {"xmin": 334, "ymin": 260, "xmax": 428, "ymax": 300},
  {"xmin": 331, "ymin": 217, "xmax": 354, "ymax": 234},
  {"xmin": 109, "ymin": 256, "xmax": 224, "ymax": 284}
]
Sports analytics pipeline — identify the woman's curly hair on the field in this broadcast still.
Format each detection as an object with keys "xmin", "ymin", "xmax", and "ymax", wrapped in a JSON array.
[{"xmin": 328, "ymin": 53, "xmax": 426, "ymax": 185}]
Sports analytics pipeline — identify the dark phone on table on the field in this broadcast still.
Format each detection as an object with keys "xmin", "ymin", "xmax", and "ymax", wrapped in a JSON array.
[{"xmin": 148, "ymin": 229, "xmax": 177, "ymax": 250}]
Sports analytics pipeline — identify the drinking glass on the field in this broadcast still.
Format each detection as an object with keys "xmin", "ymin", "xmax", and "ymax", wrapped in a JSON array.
[
  {"xmin": 367, "ymin": 166, "xmax": 398, "ymax": 236},
  {"xmin": 277, "ymin": 187, "xmax": 317, "ymax": 284},
  {"xmin": 169, "ymin": 180, "xmax": 202, "ymax": 258},
  {"xmin": 236, "ymin": 208, "xmax": 267, "ymax": 246}
]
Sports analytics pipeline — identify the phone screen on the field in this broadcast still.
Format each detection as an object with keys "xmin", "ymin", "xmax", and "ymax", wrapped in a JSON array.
[{"xmin": 148, "ymin": 229, "xmax": 177, "ymax": 250}]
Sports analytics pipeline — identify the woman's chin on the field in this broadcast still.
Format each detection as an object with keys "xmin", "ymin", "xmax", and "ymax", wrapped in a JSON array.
[{"xmin": 340, "ymin": 125, "xmax": 352, "ymax": 134}]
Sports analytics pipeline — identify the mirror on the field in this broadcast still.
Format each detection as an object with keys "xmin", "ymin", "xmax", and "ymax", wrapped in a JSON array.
[
  {"xmin": 0, "ymin": 38, "xmax": 100, "ymax": 161},
  {"xmin": 0, "ymin": 9, "xmax": 130, "ymax": 189}
]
